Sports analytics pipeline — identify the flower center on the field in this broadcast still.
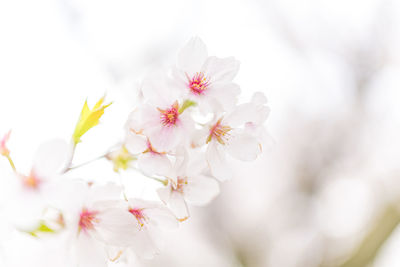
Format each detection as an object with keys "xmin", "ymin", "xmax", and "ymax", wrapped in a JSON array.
[
  {"xmin": 188, "ymin": 72, "xmax": 209, "ymax": 95},
  {"xmin": 79, "ymin": 208, "xmax": 99, "ymax": 232},
  {"xmin": 129, "ymin": 208, "xmax": 147, "ymax": 227},
  {"xmin": 158, "ymin": 102, "xmax": 179, "ymax": 127},
  {"xmin": 174, "ymin": 177, "xmax": 188, "ymax": 193},
  {"xmin": 207, "ymin": 119, "xmax": 232, "ymax": 145},
  {"xmin": 22, "ymin": 170, "xmax": 41, "ymax": 190}
]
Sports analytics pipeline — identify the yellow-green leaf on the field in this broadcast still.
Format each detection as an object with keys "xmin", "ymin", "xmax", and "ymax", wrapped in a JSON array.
[
  {"xmin": 72, "ymin": 96, "xmax": 112, "ymax": 145},
  {"xmin": 25, "ymin": 221, "xmax": 55, "ymax": 237},
  {"xmin": 178, "ymin": 99, "xmax": 197, "ymax": 114}
]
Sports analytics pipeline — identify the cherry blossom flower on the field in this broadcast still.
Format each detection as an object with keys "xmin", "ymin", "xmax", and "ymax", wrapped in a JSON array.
[
  {"xmin": 121, "ymin": 198, "xmax": 178, "ymax": 259},
  {"xmin": 59, "ymin": 182, "xmax": 137, "ymax": 267},
  {"xmin": 0, "ymin": 139, "xmax": 72, "ymax": 227},
  {"xmin": 0, "ymin": 38, "xmax": 271, "ymax": 266},
  {"xmin": 172, "ymin": 37, "xmax": 241, "ymax": 113},
  {"xmin": 157, "ymin": 150, "xmax": 220, "ymax": 220},
  {"xmin": 124, "ymin": 129, "xmax": 172, "ymax": 177},
  {"xmin": 205, "ymin": 92, "xmax": 270, "ymax": 181},
  {"xmin": 127, "ymin": 73, "xmax": 194, "ymax": 152}
]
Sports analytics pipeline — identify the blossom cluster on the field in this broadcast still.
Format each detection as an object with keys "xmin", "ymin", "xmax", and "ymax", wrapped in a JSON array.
[{"xmin": 0, "ymin": 37, "xmax": 270, "ymax": 267}]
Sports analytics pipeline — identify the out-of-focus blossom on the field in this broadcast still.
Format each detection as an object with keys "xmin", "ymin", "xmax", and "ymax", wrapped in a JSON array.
[
  {"xmin": 60, "ymin": 182, "xmax": 136, "ymax": 267},
  {"xmin": 0, "ymin": 130, "xmax": 11, "ymax": 157},
  {"xmin": 1, "ymin": 139, "xmax": 71, "ymax": 227},
  {"xmin": 106, "ymin": 146, "xmax": 136, "ymax": 173}
]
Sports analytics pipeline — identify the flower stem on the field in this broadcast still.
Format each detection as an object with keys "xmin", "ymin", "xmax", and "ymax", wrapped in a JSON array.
[
  {"xmin": 130, "ymin": 167, "xmax": 168, "ymax": 185},
  {"xmin": 66, "ymin": 153, "xmax": 107, "ymax": 172},
  {"xmin": 5, "ymin": 154, "xmax": 16, "ymax": 172},
  {"xmin": 337, "ymin": 204, "xmax": 400, "ymax": 267}
]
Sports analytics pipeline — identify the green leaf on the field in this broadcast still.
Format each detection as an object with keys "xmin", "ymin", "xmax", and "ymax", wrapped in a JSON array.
[{"xmin": 72, "ymin": 96, "xmax": 112, "ymax": 145}]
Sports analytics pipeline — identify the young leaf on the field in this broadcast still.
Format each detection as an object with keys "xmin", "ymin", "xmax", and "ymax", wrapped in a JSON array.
[
  {"xmin": 25, "ymin": 221, "xmax": 55, "ymax": 237},
  {"xmin": 178, "ymin": 99, "xmax": 197, "ymax": 114},
  {"xmin": 72, "ymin": 96, "xmax": 112, "ymax": 145}
]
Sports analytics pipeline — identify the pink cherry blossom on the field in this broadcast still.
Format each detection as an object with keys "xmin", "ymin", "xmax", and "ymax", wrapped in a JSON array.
[{"xmin": 173, "ymin": 37, "xmax": 241, "ymax": 113}]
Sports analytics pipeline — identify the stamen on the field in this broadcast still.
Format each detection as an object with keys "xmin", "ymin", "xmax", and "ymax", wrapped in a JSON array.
[
  {"xmin": 187, "ymin": 72, "xmax": 210, "ymax": 95},
  {"xmin": 173, "ymin": 176, "xmax": 188, "ymax": 193},
  {"xmin": 158, "ymin": 102, "xmax": 179, "ymax": 127},
  {"xmin": 207, "ymin": 119, "xmax": 232, "ymax": 145},
  {"xmin": 129, "ymin": 208, "xmax": 147, "ymax": 228},
  {"xmin": 79, "ymin": 208, "xmax": 99, "ymax": 232}
]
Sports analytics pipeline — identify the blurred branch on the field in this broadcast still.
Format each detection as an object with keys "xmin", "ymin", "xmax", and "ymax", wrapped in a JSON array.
[{"xmin": 330, "ymin": 204, "xmax": 400, "ymax": 267}]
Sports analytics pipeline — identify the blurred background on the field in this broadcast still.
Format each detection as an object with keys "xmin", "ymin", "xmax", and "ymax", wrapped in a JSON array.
[{"xmin": 1, "ymin": 0, "xmax": 400, "ymax": 266}]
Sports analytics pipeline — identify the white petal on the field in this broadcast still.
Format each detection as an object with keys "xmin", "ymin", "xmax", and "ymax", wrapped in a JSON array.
[
  {"xmin": 138, "ymin": 153, "xmax": 172, "ymax": 177},
  {"xmin": 177, "ymin": 36, "xmax": 208, "ymax": 76},
  {"xmin": 145, "ymin": 205, "xmax": 178, "ymax": 229},
  {"xmin": 206, "ymin": 142, "xmax": 233, "ymax": 181},
  {"xmin": 128, "ymin": 229, "xmax": 158, "ymax": 259},
  {"xmin": 141, "ymin": 71, "xmax": 180, "ymax": 107},
  {"xmin": 202, "ymin": 56, "xmax": 240, "ymax": 83},
  {"xmin": 125, "ymin": 131, "xmax": 147, "ymax": 155},
  {"xmin": 225, "ymin": 102, "xmax": 270, "ymax": 127},
  {"xmin": 95, "ymin": 208, "xmax": 138, "ymax": 247},
  {"xmin": 157, "ymin": 186, "xmax": 172, "ymax": 204},
  {"xmin": 186, "ymin": 150, "xmax": 208, "ymax": 176},
  {"xmin": 125, "ymin": 108, "xmax": 144, "ymax": 132},
  {"xmin": 88, "ymin": 182, "xmax": 122, "ymax": 205},
  {"xmin": 207, "ymin": 82, "xmax": 240, "ymax": 111},
  {"xmin": 184, "ymin": 174, "xmax": 220, "ymax": 206},
  {"xmin": 190, "ymin": 128, "xmax": 209, "ymax": 148},
  {"xmin": 226, "ymin": 132, "xmax": 262, "ymax": 161},
  {"xmin": 74, "ymin": 234, "xmax": 107, "ymax": 267},
  {"xmin": 33, "ymin": 139, "xmax": 71, "ymax": 178},
  {"xmin": 251, "ymin": 91, "xmax": 268, "ymax": 105},
  {"xmin": 168, "ymin": 191, "xmax": 189, "ymax": 220}
]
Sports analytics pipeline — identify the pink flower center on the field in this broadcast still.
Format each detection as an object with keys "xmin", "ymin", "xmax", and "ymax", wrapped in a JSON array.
[
  {"xmin": 79, "ymin": 208, "xmax": 99, "ymax": 232},
  {"xmin": 188, "ymin": 72, "xmax": 210, "ymax": 95},
  {"xmin": 129, "ymin": 208, "xmax": 147, "ymax": 227},
  {"xmin": 158, "ymin": 102, "xmax": 180, "ymax": 127},
  {"xmin": 207, "ymin": 119, "xmax": 232, "ymax": 145}
]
